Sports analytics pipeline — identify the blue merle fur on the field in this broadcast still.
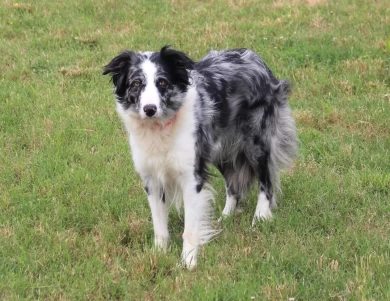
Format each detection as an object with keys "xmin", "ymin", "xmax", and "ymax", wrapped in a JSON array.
[
  {"xmin": 103, "ymin": 46, "xmax": 297, "ymax": 208},
  {"xmin": 190, "ymin": 48, "xmax": 297, "ymax": 207}
]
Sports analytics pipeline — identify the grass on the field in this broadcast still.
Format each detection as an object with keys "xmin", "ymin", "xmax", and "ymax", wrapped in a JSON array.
[{"xmin": 1, "ymin": 0, "xmax": 389, "ymax": 299}]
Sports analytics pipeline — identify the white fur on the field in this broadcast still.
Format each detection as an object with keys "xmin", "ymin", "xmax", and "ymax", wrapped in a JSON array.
[
  {"xmin": 147, "ymin": 181, "xmax": 169, "ymax": 251},
  {"xmin": 221, "ymin": 187, "xmax": 237, "ymax": 218},
  {"xmin": 252, "ymin": 191, "xmax": 273, "ymax": 226},
  {"xmin": 139, "ymin": 60, "xmax": 161, "ymax": 119}
]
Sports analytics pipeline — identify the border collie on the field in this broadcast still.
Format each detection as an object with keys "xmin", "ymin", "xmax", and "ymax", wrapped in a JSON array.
[{"xmin": 103, "ymin": 46, "xmax": 297, "ymax": 269}]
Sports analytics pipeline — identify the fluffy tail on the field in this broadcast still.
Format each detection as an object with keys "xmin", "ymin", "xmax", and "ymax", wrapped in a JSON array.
[{"xmin": 269, "ymin": 80, "xmax": 298, "ymax": 194}]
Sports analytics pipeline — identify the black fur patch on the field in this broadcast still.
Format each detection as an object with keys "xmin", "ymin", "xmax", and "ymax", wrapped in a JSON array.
[
  {"xmin": 152, "ymin": 46, "xmax": 194, "ymax": 91},
  {"xmin": 196, "ymin": 183, "xmax": 203, "ymax": 193},
  {"xmin": 103, "ymin": 50, "xmax": 135, "ymax": 98}
]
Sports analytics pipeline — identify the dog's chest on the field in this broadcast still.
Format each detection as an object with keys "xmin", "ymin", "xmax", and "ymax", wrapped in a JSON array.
[{"xmin": 129, "ymin": 124, "xmax": 197, "ymax": 178}]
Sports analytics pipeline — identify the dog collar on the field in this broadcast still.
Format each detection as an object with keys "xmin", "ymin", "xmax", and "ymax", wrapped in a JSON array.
[
  {"xmin": 154, "ymin": 113, "xmax": 177, "ymax": 129},
  {"xmin": 165, "ymin": 113, "xmax": 178, "ymax": 127}
]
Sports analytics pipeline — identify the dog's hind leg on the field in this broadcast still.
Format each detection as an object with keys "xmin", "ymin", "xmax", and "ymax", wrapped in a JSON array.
[
  {"xmin": 252, "ymin": 149, "xmax": 275, "ymax": 225},
  {"xmin": 217, "ymin": 157, "xmax": 255, "ymax": 220},
  {"xmin": 252, "ymin": 81, "xmax": 297, "ymax": 225},
  {"xmin": 143, "ymin": 178, "xmax": 170, "ymax": 251},
  {"xmin": 216, "ymin": 164, "xmax": 239, "ymax": 219},
  {"xmin": 221, "ymin": 187, "xmax": 239, "ymax": 218}
]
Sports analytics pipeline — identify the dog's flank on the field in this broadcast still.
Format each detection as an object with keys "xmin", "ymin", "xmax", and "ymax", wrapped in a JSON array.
[{"xmin": 103, "ymin": 46, "xmax": 297, "ymax": 268}]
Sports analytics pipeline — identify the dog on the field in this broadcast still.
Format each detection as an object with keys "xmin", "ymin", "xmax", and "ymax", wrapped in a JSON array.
[{"xmin": 103, "ymin": 46, "xmax": 297, "ymax": 269}]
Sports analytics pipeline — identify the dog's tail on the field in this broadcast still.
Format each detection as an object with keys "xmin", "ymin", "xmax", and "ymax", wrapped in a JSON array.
[{"xmin": 269, "ymin": 80, "xmax": 298, "ymax": 195}]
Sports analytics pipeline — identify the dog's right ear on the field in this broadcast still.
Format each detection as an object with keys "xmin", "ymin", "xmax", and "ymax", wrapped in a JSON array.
[{"xmin": 103, "ymin": 50, "xmax": 135, "ymax": 98}]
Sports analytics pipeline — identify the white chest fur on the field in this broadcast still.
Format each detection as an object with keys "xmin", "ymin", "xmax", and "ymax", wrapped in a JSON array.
[{"xmin": 117, "ymin": 88, "xmax": 198, "ymax": 185}]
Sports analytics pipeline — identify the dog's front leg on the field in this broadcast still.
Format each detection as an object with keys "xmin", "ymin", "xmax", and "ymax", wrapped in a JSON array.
[
  {"xmin": 143, "ymin": 178, "xmax": 169, "ymax": 252},
  {"xmin": 181, "ymin": 180, "xmax": 200, "ymax": 269},
  {"xmin": 180, "ymin": 175, "xmax": 213, "ymax": 269}
]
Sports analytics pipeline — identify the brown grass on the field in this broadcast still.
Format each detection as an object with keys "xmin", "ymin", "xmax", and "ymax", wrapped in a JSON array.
[
  {"xmin": 262, "ymin": 280, "xmax": 298, "ymax": 300},
  {"xmin": 343, "ymin": 58, "xmax": 386, "ymax": 76},
  {"xmin": 294, "ymin": 108, "xmax": 389, "ymax": 140},
  {"xmin": 294, "ymin": 109, "xmax": 315, "ymax": 128},
  {"xmin": 59, "ymin": 66, "xmax": 93, "ymax": 77},
  {"xmin": 11, "ymin": 2, "xmax": 34, "ymax": 13},
  {"xmin": 73, "ymin": 35, "xmax": 100, "ymax": 47},
  {"xmin": 0, "ymin": 226, "xmax": 14, "ymax": 237},
  {"xmin": 273, "ymin": 0, "xmax": 327, "ymax": 7}
]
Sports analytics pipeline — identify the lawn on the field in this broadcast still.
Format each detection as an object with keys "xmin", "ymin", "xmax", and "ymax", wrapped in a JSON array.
[{"xmin": 1, "ymin": 0, "xmax": 389, "ymax": 300}]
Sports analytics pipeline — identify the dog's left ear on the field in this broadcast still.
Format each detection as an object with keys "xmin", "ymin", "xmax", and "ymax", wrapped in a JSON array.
[
  {"xmin": 160, "ymin": 46, "xmax": 194, "ymax": 87},
  {"xmin": 103, "ymin": 50, "xmax": 135, "ymax": 98}
]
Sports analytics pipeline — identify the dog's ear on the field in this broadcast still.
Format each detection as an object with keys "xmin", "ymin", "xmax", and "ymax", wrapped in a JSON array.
[
  {"xmin": 103, "ymin": 50, "xmax": 135, "ymax": 98},
  {"xmin": 160, "ymin": 45, "xmax": 194, "ymax": 87}
]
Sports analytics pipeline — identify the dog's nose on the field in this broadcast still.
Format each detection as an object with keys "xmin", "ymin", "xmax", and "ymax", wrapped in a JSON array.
[{"xmin": 143, "ymin": 104, "xmax": 157, "ymax": 117}]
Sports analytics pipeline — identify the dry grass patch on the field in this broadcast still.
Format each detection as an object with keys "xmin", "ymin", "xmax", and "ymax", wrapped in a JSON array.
[
  {"xmin": 107, "ymin": 22, "xmax": 140, "ymax": 39},
  {"xmin": 56, "ymin": 229, "xmax": 79, "ymax": 246},
  {"xmin": 341, "ymin": 144, "xmax": 352, "ymax": 156},
  {"xmin": 294, "ymin": 109, "xmax": 315, "ymax": 128},
  {"xmin": 73, "ymin": 35, "xmax": 100, "ymax": 47},
  {"xmin": 203, "ymin": 21, "xmax": 236, "ymax": 45},
  {"xmin": 118, "ymin": 212, "xmax": 150, "ymax": 248},
  {"xmin": 377, "ymin": 39, "xmax": 390, "ymax": 53},
  {"xmin": 345, "ymin": 119, "xmax": 389, "ymax": 140},
  {"xmin": 316, "ymin": 255, "xmax": 340, "ymax": 271},
  {"xmin": 343, "ymin": 58, "xmax": 386, "ymax": 76},
  {"xmin": 0, "ymin": 226, "xmax": 14, "ymax": 237},
  {"xmin": 273, "ymin": 0, "xmax": 327, "ymax": 7},
  {"xmin": 295, "ymin": 106, "xmax": 389, "ymax": 140},
  {"xmin": 59, "ymin": 66, "xmax": 93, "ymax": 77},
  {"xmin": 336, "ymin": 80, "xmax": 355, "ymax": 96},
  {"xmin": 11, "ymin": 2, "xmax": 34, "ymax": 13},
  {"xmin": 293, "ymin": 158, "xmax": 320, "ymax": 176},
  {"xmin": 263, "ymin": 280, "xmax": 298, "ymax": 301},
  {"xmin": 43, "ymin": 117, "xmax": 55, "ymax": 134},
  {"xmin": 309, "ymin": 12, "xmax": 334, "ymax": 32}
]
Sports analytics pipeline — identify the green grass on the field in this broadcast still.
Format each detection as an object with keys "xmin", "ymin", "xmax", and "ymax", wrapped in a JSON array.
[{"xmin": 1, "ymin": 0, "xmax": 389, "ymax": 299}]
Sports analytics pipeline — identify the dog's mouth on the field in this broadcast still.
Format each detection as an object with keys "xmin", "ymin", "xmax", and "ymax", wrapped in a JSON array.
[{"xmin": 137, "ymin": 111, "xmax": 178, "ymax": 129}]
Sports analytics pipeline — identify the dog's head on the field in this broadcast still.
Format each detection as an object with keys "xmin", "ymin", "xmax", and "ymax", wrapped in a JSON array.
[{"xmin": 103, "ymin": 46, "xmax": 194, "ymax": 120}]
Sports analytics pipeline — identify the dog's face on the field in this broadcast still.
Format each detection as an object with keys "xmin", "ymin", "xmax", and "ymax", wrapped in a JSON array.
[{"xmin": 103, "ymin": 46, "xmax": 194, "ymax": 120}]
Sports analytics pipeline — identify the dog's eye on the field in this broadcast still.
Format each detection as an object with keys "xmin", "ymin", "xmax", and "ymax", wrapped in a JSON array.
[
  {"xmin": 133, "ymin": 80, "xmax": 141, "ymax": 87},
  {"xmin": 158, "ymin": 79, "xmax": 167, "ymax": 87}
]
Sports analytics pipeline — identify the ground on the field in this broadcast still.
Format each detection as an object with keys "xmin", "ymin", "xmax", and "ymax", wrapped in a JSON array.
[{"xmin": 0, "ymin": 0, "xmax": 389, "ymax": 300}]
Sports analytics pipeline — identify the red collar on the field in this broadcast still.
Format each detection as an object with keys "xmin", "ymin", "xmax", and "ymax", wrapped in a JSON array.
[{"xmin": 154, "ymin": 113, "xmax": 177, "ymax": 129}]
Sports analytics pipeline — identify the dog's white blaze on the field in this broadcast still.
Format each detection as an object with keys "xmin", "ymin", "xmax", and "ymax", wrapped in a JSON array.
[
  {"xmin": 139, "ymin": 60, "xmax": 160, "ymax": 118},
  {"xmin": 252, "ymin": 191, "xmax": 273, "ymax": 225}
]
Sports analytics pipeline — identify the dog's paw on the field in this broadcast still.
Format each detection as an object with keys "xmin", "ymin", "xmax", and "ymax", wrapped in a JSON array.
[
  {"xmin": 177, "ymin": 257, "xmax": 197, "ymax": 270},
  {"xmin": 178, "ymin": 253, "xmax": 197, "ymax": 270},
  {"xmin": 181, "ymin": 243, "xmax": 198, "ymax": 270},
  {"xmin": 252, "ymin": 210, "xmax": 273, "ymax": 226},
  {"xmin": 218, "ymin": 206, "xmax": 244, "ymax": 223},
  {"xmin": 153, "ymin": 235, "xmax": 170, "ymax": 252},
  {"xmin": 218, "ymin": 214, "xmax": 230, "ymax": 223}
]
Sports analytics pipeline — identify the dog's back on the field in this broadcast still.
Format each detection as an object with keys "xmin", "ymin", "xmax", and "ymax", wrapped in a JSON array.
[{"xmin": 192, "ymin": 49, "xmax": 297, "ymax": 211}]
